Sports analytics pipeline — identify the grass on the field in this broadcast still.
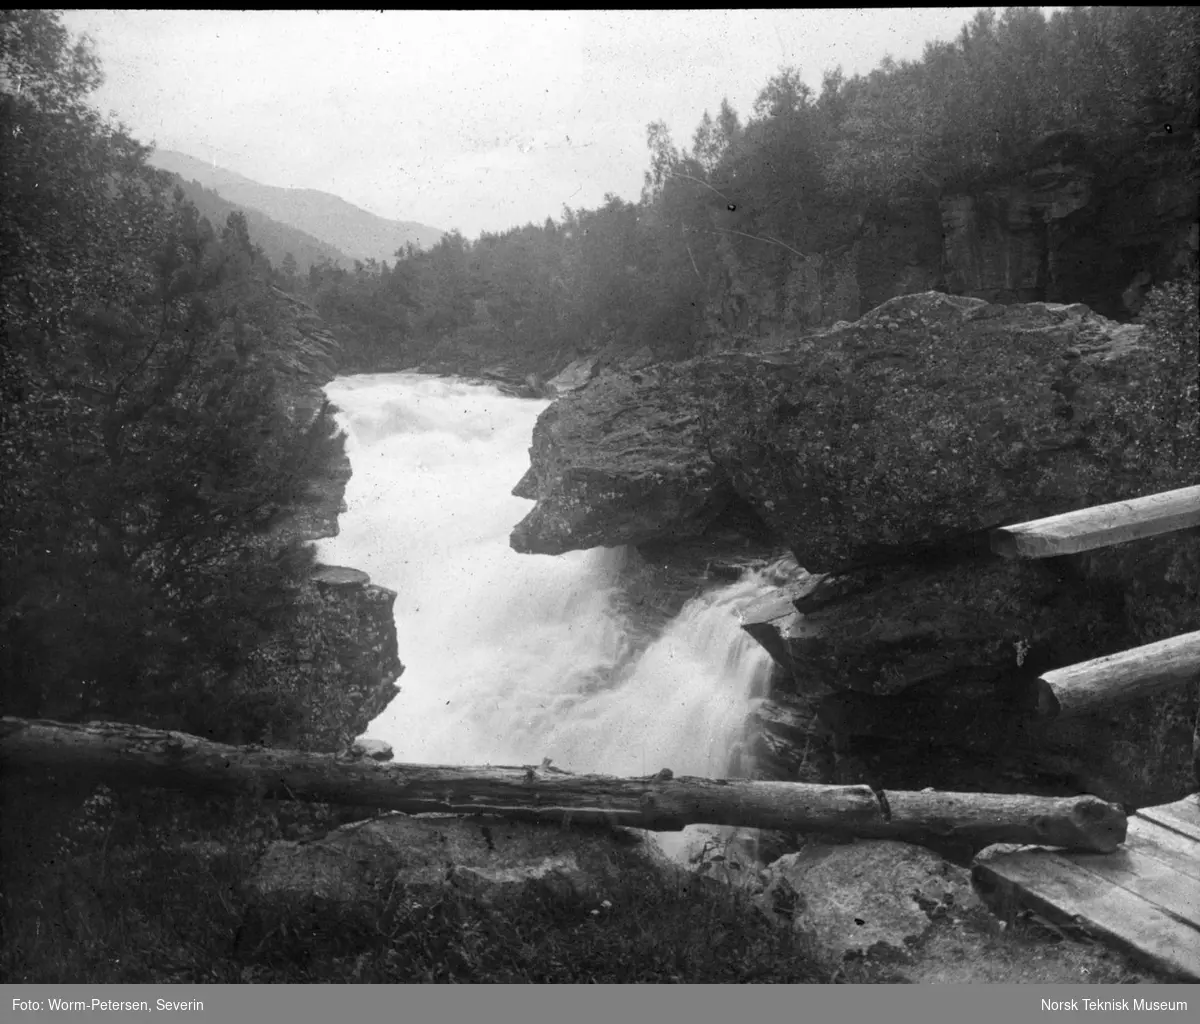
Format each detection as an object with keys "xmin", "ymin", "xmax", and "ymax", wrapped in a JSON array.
[{"xmin": 0, "ymin": 777, "xmax": 825, "ymax": 984}]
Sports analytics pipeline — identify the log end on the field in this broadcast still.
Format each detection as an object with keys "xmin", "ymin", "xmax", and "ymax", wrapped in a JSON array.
[
  {"xmin": 990, "ymin": 528, "xmax": 1074, "ymax": 560},
  {"xmin": 1066, "ymin": 795, "xmax": 1128, "ymax": 853},
  {"xmin": 1034, "ymin": 678, "xmax": 1062, "ymax": 720},
  {"xmin": 989, "ymin": 528, "xmax": 1022, "ymax": 559}
]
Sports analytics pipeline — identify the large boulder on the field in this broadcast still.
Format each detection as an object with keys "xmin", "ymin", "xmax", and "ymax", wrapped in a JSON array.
[
  {"xmin": 756, "ymin": 838, "xmax": 1162, "ymax": 983},
  {"xmin": 245, "ymin": 814, "xmax": 604, "ymax": 907},
  {"xmin": 704, "ymin": 292, "xmax": 1196, "ymax": 805},
  {"xmin": 514, "ymin": 292, "xmax": 1153, "ymax": 566},
  {"xmin": 291, "ymin": 565, "xmax": 404, "ymax": 751},
  {"xmin": 758, "ymin": 840, "xmax": 985, "ymax": 967},
  {"xmin": 702, "ymin": 292, "xmax": 1159, "ymax": 569},
  {"xmin": 510, "ymin": 365, "xmax": 736, "ymax": 555},
  {"xmin": 237, "ymin": 813, "xmax": 641, "ymax": 961}
]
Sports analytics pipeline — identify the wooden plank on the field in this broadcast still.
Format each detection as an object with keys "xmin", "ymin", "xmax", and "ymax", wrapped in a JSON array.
[
  {"xmin": 1064, "ymin": 847, "xmax": 1200, "ymax": 928},
  {"xmin": 1035, "ymin": 631, "xmax": 1200, "ymax": 718},
  {"xmin": 1137, "ymin": 796, "xmax": 1200, "ymax": 844},
  {"xmin": 973, "ymin": 848, "xmax": 1200, "ymax": 981},
  {"xmin": 1126, "ymin": 817, "xmax": 1200, "ymax": 883},
  {"xmin": 991, "ymin": 484, "xmax": 1200, "ymax": 559},
  {"xmin": 1150, "ymin": 794, "xmax": 1200, "ymax": 827}
]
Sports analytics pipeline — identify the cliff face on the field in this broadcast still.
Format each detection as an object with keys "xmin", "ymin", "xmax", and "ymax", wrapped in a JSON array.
[
  {"xmin": 939, "ymin": 134, "xmax": 1197, "ymax": 319},
  {"xmin": 512, "ymin": 291, "xmax": 1199, "ymax": 806},
  {"xmin": 266, "ymin": 289, "xmax": 403, "ymax": 752},
  {"xmin": 704, "ymin": 132, "xmax": 1198, "ymax": 337}
]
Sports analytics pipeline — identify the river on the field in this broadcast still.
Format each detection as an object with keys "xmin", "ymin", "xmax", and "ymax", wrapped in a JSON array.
[{"xmin": 315, "ymin": 372, "xmax": 776, "ymax": 787}]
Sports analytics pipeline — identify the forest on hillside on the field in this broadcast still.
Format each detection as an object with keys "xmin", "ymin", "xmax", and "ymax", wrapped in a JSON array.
[
  {"xmin": 170, "ymin": 175, "xmax": 351, "ymax": 275},
  {"xmin": 1, "ymin": 9, "xmax": 346, "ymax": 743},
  {"xmin": 292, "ymin": 6, "xmax": 1198, "ymax": 374}
]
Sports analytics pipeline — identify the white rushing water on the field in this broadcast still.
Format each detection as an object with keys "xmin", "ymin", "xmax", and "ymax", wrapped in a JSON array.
[{"xmin": 315, "ymin": 372, "xmax": 775, "ymax": 782}]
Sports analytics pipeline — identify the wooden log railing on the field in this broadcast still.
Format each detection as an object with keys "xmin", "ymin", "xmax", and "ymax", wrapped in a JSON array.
[
  {"xmin": 990, "ymin": 484, "xmax": 1200, "ymax": 559},
  {"xmin": 1035, "ymin": 631, "xmax": 1200, "ymax": 719},
  {"xmin": 0, "ymin": 716, "xmax": 1127, "ymax": 853}
]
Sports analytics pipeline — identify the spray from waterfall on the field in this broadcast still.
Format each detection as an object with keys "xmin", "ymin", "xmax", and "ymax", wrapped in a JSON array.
[{"xmin": 316, "ymin": 372, "xmax": 776, "ymax": 782}]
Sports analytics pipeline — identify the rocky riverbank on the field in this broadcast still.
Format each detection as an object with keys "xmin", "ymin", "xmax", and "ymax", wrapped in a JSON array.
[
  {"xmin": 510, "ymin": 291, "xmax": 1200, "ymax": 808},
  {"xmin": 264, "ymin": 288, "xmax": 404, "ymax": 753}
]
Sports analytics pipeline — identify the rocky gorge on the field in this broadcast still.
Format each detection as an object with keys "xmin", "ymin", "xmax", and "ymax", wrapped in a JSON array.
[
  {"xmin": 237, "ymin": 254, "xmax": 1198, "ymax": 982},
  {"xmin": 217, "ymin": 289, "xmax": 1196, "ymax": 983},
  {"xmin": 511, "ymin": 291, "xmax": 1200, "ymax": 812}
]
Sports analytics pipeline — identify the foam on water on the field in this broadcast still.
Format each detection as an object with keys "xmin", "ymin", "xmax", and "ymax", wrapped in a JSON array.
[{"xmin": 316, "ymin": 372, "xmax": 775, "ymax": 782}]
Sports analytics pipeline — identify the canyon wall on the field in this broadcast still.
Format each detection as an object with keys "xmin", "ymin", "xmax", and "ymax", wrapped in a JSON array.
[{"xmin": 702, "ymin": 131, "xmax": 1198, "ymax": 340}]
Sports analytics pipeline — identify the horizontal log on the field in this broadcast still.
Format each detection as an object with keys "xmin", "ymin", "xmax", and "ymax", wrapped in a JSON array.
[
  {"xmin": 1036, "ymin": 631, "xmax": 1200, "ymax": 719},
  {"xmin": 0, "ymin": 716, "xmax": 1126, "ymax": 852},
  {"xmin": 991, "ymin": 484, "xmax": 1200, "ymax": 559}
]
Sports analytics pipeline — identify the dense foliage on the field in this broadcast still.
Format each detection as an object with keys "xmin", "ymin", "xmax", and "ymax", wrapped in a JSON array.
[
  {"xmin": 1088, "ymin": 274, "xmax": 1200, "ymax": 486},
  {"xmin": 299, "ymin": 6, "xmax": 1198, "ymax": 374},
  {"xmin": 0, "ymin": 10, "xmax": 343, "ymax": 740}
]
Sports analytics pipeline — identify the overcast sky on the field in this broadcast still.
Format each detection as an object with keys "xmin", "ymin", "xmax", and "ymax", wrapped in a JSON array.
[{"xmin": 63, "ymin": 9, "xmax": 1000, "ymax": 239}]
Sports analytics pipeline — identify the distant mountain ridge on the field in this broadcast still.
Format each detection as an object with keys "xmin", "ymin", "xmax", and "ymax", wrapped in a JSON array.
[
  {"xmin": 148, "ymin": 149, "xmax": 444, "ymax": 266},
  {"xmin": 164, "ymin": 174, "xmax": 350, "ymax": 274}
]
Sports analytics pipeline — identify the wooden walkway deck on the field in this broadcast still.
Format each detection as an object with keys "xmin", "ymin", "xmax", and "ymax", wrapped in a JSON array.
[{"xmin": 973, "ymin": 794, "xmax": 1200, "ymax": 981}]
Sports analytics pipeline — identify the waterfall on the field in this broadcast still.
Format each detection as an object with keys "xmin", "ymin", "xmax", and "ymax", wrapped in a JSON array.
[{"xmin": 315, "ymin": 372, "xmax": 775, "ymax": 783}]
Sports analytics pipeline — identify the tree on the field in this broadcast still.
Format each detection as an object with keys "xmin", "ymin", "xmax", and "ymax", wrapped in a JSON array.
[
  {"xmin": 280, "ymin": 251, "xmax": 297, "ymax": 279},
  {"xmin": 641, "ymin": 120, "xmax": 683, "ymax": 202},
  {"xmin": 752, "ymin": 66, "xmax": 812, "ymax": 120},
  {"xmin": 413, "ymin": 230, "xmax": 475, "ymax": 336},
  {"xmin": 0, "ymin": 11, "xmax": 342, "ymax": 743},
  {"xmin": 0, "ymin": 8, "xmax": 102, "ymax": 110}
]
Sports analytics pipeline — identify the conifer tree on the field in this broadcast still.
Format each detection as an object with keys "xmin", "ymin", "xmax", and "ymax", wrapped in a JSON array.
[{"xmin": 1, "ymin": 10, "xmax": 343, "ymax": 740}]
